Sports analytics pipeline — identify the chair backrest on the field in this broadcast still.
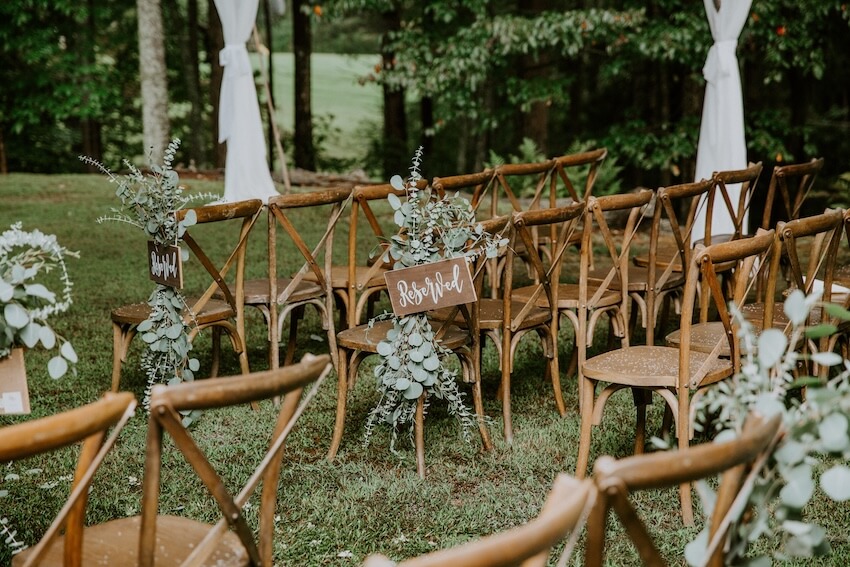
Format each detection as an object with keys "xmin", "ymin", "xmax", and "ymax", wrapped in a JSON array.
[
  {"xmin": 362, "ymin": 474, "xmax": 593, "ymax": 567},
  {"xmin": 505, "ymin": 202, "xmax": 586, "ymax": 328},
  {"xmin": 760, "ymin": 157, "xmax": 825, "ymax": 229},
  {"xmin": 585, "ymin": 412, "xmax": 783, "ymax": 567},
  {"xmin": 649, "ymin": 178, "xmax": 715, "ymax": 277},
  {"xmin": 137, "ymin": 353, "xmax": 333, "ymax": 567},
  {"xmin": 266, "ymin": 187, "xmax": 352, "ymax": 366},
  {"xmin": 706, "ymin": 162, "xmax": 763, "ymax": 245},
  {"xmin": 175, "ymin": 198, "xmax": 264, "ymax": 326},
  {"xmin": 681, "ymin": 229, "xmax": 777, "ymax": 379},
  {"xmin": 432, "ymin": 169, "xmax": 500, "ymax": 214},
  {"xmin": 580, "ymin": 190, "xmax": 654, "ymax": 320},
  {"xmin": 550, "ymin": 148, "xmax": 608, "ymax": 203},
  {"xmin": 0, "ymin": 392, "xmax": 137, "ymax": 567}
]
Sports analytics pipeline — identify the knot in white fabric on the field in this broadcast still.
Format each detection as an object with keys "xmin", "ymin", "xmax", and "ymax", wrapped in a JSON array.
[
  {"xmin": 702, "ymin": 39, "xmax": 737, "ymax": 85},
  {"xmin": 219, "ymin": 43, "xmax": 251, "ymax": 76}
]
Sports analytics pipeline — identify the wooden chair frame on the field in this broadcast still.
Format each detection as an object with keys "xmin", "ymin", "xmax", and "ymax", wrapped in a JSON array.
[
  {"xmin": 244, "ymin": 187, "xmax": 352, "ymax": 370},
  {"xmin": 760, "ymin": 157, "xmax": 824, "ymax": 229},
  {"xmin": 110, "ymin": 199, "xmax": 264, "ymax": 390},
  {"xmin": 2, "ymin": 392, "xmax": 137, "ymax": 567},
  {"xmin": 701, "ymin": 162, "xmax": 763, "ymax": 246},
  {"xmin": 584, "ymin": 413, "xmax": 783, "ymax": 567},
  {"xmin": 579, "ymin": 230, "xmax": 777, "ymax": 525}
]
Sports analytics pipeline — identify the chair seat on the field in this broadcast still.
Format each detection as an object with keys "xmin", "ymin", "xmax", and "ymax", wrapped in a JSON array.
[
  {"xmin": 632, "ymin": 244, "xmax": 683, "ymax": 272},
  {"xmin": 666, "ymin": 321, "xmax": 764, "ymax": 356},
  {"xmin": 431, "ymin": 299, "xmax": 551, "ymax": 330},
  {"xmin": 242, "ymin": 277, "xmax": 324, "ymax": 305},
  {"xmin": 12, "ymin": 515, "xmax": 247, "ymax": 566},
  {"xmin": 513, "ymin": 283, "xmax": 621, "ymax": 310},
  {"xmin": 303, "ymin": 264, "xmax": 387, "ymax": 290},
  {"xmin": 111, "ymin": 298, "xmax": 234, "ymax": 326},
  {"xmin": 740, "ymin": 301, "xmax": 826, "ymax": 328},
  {"xmin": 582, "ymin": 345, "xmax": 732, "ymax": 388},
  {"xmin": 586, "ymin": 266, "xmax": 685, "ymax": 293},
  {"xmin": 337, "ymin": 319, "xmax": 470, "ymax": 352}
]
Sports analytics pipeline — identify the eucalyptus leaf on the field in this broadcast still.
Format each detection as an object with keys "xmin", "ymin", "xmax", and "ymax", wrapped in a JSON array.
[
  {"xmin": 387, "ymin": 192, "xmax": 402, "ymax": 210},
  {"xmin": 757, "ymin": 328, "xmax": 787, "ymax": 368},
  {"xmin": 804, "ymin": 324, "xmax": 837, "ymax": 339},
  {"xmin": 19, "ymin": 322, "xmax": 40, "ymax": 349},
  {"xmin": 47, "ymin": 356, "xmax": 68, "ymax": 379},
  {"xmin": 684, "ymin": 527, "xmax": 708, "ymax": 567},
  {"xmin": 38, "ymin": 325, "xmax": 55, "ymax": 349},
  {"xmin": 394, "ymin": 378, "xmax": 411, "ymax": 391},
  {"xmin": 823, "ymin": 302, "xmax": 850, "ymax": 321},
  {"xmin": 820, "ymin": 465, "xmax": 850, "ymax": 501},
  {"xmin": 403, "ymin": 381, "xmax": 423, "ymax": 400},
  {"xmin": 24, "ymin": 283, "xmax": 54, "ymax": 302},
  {"xmin": 780, "ymin": 465, "xmax": 814, "ymax": 509},
  {"xmin": 3, "ymin": 303, "xmax": 29, "ymax": 329},
  {"xmin": 182, "ymin": 209, "xmax": 197, "ymax": 227},
  {"xmin": 784, "ymin": 290, "xmax": 809, "ymax": 326},
  {"xmin": 389, "ymin": 175, "xmax": 405, "ymax": 191},
  {"xmin": 423, "ymin": 355, "xmax": 440, "ymax": 371},
  {"xmin": 817, "ymin": 413, "xmax": 848, "ymax": 452},
  {"xmin": 0, "ymin": 280, "xmax": 13, "ymax": 302},
  {"xmin": 810, "ymin": 351, "xmax": 842, "ymax": 367},
  {"xmin": 377, "ymin": 341, "xmax": 393, "ymax": 357},
  {"xmin": 408, "ymin": 332, "xmax": 423, "ymax": 347}
]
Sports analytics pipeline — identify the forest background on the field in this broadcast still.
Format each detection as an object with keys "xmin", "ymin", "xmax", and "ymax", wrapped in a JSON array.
[{"xmin": 1, "ymin": 0, "xmax": 849, "ymax": 216}]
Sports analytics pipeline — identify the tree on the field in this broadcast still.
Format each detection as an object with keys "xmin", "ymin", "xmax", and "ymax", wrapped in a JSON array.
[
  {"xmin": 137, "ymin": 0, "xmax": 170, "ymax": 161},
  {"xmin": 292, "ymin": 0, "xmax": 316, "ymax": 170}
]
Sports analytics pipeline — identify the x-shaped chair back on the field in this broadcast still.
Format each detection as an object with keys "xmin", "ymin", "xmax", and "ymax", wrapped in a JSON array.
[
  {"xmin": 705, "ymin": 162, "xmax": 763, "ymax": 245},
  {"xmin": 138, "ymin": 354, "xmax": 332, "ymax": 567},
  {"xmin": 265, "ymin": 187, "xmax": 352, "ymax": 368},
  {"xmin": 585, "ymin": 412, "xmax": 783, "ymax": 567},
  {"xmin": 760, "ymin": 157, "xmax": 825, "ymax": 229},
  {"xmin": 1, "ymin": 392, "xmax": 136, "ymax": 567}
]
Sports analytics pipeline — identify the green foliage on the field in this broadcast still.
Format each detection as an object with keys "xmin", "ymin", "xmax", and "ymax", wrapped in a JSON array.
[
  {"xmin": 85, "ymin": 139, "xmax": 215, "ymax": 416},
  {"xmin": 690, "ymin": 290, "xmax": 850, "ymax": 565},
  {"xmin": 0, "ymin": 224, "xmax": 78, "ymax": 378},
  {"xmin": 366, "ymin": 148, "xmax": 507, "ymax": 449}
]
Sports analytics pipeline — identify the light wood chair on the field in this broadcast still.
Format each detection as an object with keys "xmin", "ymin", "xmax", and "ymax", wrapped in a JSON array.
[
  {"xmin": 616, "ymin": 180, "xmax": 715, "ymax": 345},
  {"xmin": 578, "ymin": 230, "xmax": 777, "ymax": 525},
  {"xmin": 329, "ymin": 216, "xmax": 511, "ymax": 473},
  {"xmin": 549, "ymin": 190, "xmax": 653, "ymax": 379},
  {"xmin": 699, "ymin": 162, "xmax": 763, "ymax": 246},
  {"xmin": 2, "ymin": 392, "xmax": 137, "ymax": 567},
  {"xmin": 242, "ymin": 187, "xmax": 351, "ymax": 369},
  {"xmin": 303, "ymin": 183, "xmax": 422, "ymax": 329},
  {"xmin": 585, "ymin": 412, "xmax": 783, "ymax": 566},
  {"xmin": 760, "ymin": 157, "xmax": 825, "ymax": 229},
  {"xmin": 110, "ymin": 199, "xmax": 264, "ymax": 390},
  {"xmin": 362, "ymin": 474, "xmax": 593, "ymax": 567},
  {"xmin": 20, "ymin": 354, "xmax": 331, "ymax": 566}
]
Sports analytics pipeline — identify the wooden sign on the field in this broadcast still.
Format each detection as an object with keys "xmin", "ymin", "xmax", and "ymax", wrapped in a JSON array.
[
  {"xmin": 0, "ymin": 349, "xmax": 31, "ymax": 415},
  {"xmin": 384, "ymin": 257, "xmax": 477, "ymax": 316},
  {"xmin": 147, "ymin": 242, "xmax": 183, "ymax": 288}
]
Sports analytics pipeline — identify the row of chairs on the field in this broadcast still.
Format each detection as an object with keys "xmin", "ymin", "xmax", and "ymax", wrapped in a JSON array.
[{"xmin": 0, "ymin": 365, "xmax": 781, "ymax": 566}]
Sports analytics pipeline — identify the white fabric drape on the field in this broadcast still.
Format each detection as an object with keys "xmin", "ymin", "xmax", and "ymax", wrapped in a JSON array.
[
  {"xmin": 691, "ymin": 0, "xmax": 752, "ymax": 244},
  {"xmin": 214, "ymin": 0, "xmax": 278, "ymax": 203}
]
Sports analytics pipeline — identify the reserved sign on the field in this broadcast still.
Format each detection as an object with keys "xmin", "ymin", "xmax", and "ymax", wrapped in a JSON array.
[
  {"xmin": 147, "ymin": 242, "xmax": 183, "ymax": 288},
  {"xmin": 384, "ymin": 257, "xmax": 477, "ymax": 316}
]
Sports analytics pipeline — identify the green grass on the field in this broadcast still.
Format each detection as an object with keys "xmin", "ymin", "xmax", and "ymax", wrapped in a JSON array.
[
  {"xmin": 264, "ymin": 53, "xmax": 382, "ymax": 169},
  {"xmin": 1, "ymin": 174, "xmax": 849, "ymax": 565}
]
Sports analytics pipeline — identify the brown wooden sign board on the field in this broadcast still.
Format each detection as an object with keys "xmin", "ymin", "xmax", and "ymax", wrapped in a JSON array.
[
  {"xmin": 147, "ymin": 242, "xmax": 184, "ymax": 288},
  {"xmin": 0, "ymin": 349, "xmax": 31, "ymax": 415},
  {"xmin": 384, "ymin": 257, "xmax": 477, "ymax": 316}
]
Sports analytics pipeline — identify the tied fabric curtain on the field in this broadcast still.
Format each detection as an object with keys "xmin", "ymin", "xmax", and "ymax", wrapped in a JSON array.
[
  {"xmin": 214, "ymin": 0, "xmax": 278, "ymax": 202},
  {"xmin": 692, "ymin": 0, "xmax": 752, "ymax": 244}
]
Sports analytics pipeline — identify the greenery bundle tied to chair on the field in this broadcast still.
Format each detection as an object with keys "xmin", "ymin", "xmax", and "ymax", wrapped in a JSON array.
[{"xmin": 365, "ymin": 148, "xmax": 507, "ymax": 450}]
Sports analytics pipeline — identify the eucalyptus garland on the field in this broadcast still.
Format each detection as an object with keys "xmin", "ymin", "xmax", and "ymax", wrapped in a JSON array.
[
  {"xmin": 84, "ymin": 139, "xmax": 217, "ymax": 416},
  {"xmin": 364, "ymin": 148, "xmax": 507, "ymax": 450}
]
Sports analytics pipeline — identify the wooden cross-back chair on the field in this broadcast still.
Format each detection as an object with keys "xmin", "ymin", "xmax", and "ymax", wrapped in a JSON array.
[
  {"xmin": 741, "ymin": 209, "xmax": 846, "ymax": 377},
  {"xmin": 697, "ymin": 162, "xmax": 763, "ymax": 247},
  {"xmin": 362, "ymin": 474, "xmax": 593, "ymax": 567},
  {"xmin": 620, "ymin": 180, "xmax": 715, "ymax": 345},
  {"xmin": 760, "ymin": 157, "xmax": 825, "ymax": 229},
  {"xmin": 579, "ymin": 230, "xmax": 776, "ymax": 525},
  {"xmin": 551, "ymin": 189, "xmax": 653, "ymax": 379},
  {"xmin": 2, "ymin": 392, "xmax": 137, "ymax": 567},
  {"xmin": 328, "ymin": 215, "xmax": 511, "ymax": 474},
  {"xmin": 34, "ymin": 354, "xmax": 331, "ymax": 566},
  {"xmin": 303, "ymin": 182, "xmax": 427, "ymax": 330},
  {"xmin": 110, "ymin": 199, "xmax": 264, "ymax": 391},
  {"xmin": 242, "ymin": 187, "xmax": 352, "ymax": 370},
  {"xmin": 585, "ymin": 412, "xmax": 783, "ymax": 567}
]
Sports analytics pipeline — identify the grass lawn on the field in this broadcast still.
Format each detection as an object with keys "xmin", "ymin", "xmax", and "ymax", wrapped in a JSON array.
[
  {"xmin": 266, "ymin": 53, "xmax": 382, "ymax": 168},
  {"xmin": 1, "ymin": 174, "xmax": 849, "ymax": 565}
]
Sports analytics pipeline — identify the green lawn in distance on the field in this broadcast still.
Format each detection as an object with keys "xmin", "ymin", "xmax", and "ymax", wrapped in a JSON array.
[{"xmin": 266, "ymin": 53, "xmax": 382, "ymax": 165}]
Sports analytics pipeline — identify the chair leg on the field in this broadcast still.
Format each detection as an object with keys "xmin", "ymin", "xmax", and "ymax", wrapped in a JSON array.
[
  {"xmin": 576, "ymin": 376, "xmax": 595, "ymax": 479},
  {"xmin": 328, "ymin": 346, "xmax": 350, "ymax": 461},
  {"xmin": 209, "ymin": 326, "xmax": 222, "ymax": 378},
  {"xmin": 415, "ymin": 394, "xmax": 426, "ymax": 479},
  {"xmin": 679, "ymin": 396, "xmax": 694, "ymax": 526},
  {"xmin": 632, "ymin": 389, "xmax": 649, "ymax": 455},
  {"xmin": 111, "ymin": 322, "xmax": 132, "ymax": 392},
  {"xmin": 283, "ymin": 306, "xmax": 304, "ymax": 367},
  {"xmin": 501, "ymin": 330, "xmax": 513, "ymax": 445}
]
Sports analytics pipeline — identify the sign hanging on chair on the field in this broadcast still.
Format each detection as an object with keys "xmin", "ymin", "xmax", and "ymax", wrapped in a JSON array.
[
  {"xmin": 384, "ymin": 257, "xmax": 477, "ymax": 316},
  {"xmin": 147, "ymin": 242, "xmax": 184, "ymax": 288}
]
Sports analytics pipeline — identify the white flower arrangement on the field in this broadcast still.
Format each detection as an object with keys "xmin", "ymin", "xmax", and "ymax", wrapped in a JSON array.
[{"xmin": 0, "ymin": 223, "xmax": 78, "ymax": 378}]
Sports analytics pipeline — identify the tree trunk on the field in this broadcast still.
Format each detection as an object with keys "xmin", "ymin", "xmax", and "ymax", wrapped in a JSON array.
[
  {"xmin": 81, "ymin": 0, "xmax": 102, "ymax": 169},
  {"xmin": 293, "ymin": 0, "xmax": 315, "ymax": 170},
  {"xmin": 137, "ymin": 0, "xmax": 170, "ymax": 162},
  {"xmin": 518, "ymin": 0, "xmax": 549, "ymax": 155},
  {"xmin": 165, "ymin": 0, "xmax": 204, "ymax": 168},
  {"xmin": 420, "ymin": 96, "xmax": 434, "ymax": 159},
  {"xmin": 381, "ymin": 8, "xmax": 407, "ymax": 178},
  {"xmin": 208, "ymin": 1, "xmax": 225, "ymax": 168}
]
